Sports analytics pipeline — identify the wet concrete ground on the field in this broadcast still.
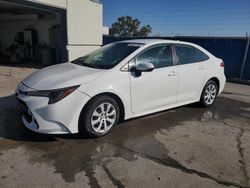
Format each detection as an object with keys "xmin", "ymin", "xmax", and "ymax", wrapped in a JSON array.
[{"xmin": 0, "ymin": 65, "xmax": 250, "ymax": 188}]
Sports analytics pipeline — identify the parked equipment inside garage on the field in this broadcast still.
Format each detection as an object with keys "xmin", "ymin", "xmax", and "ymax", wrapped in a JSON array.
[{"xmin": 0, "ymin": 0, "xmax": 67, "ymax": 65}]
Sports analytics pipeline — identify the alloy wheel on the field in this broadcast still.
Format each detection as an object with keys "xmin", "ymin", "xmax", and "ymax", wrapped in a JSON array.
[
  {"xmin": 204, "ymin": 84, "xmax": 217, "ymax": 105},
  {"xmin": 90, "ymin": 102, "xmax": 117, "ymax": 133}
]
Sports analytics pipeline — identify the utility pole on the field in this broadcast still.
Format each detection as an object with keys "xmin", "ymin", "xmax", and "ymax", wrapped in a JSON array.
[{"xmin": 240, "ymin": 32, "xmax": 250, "ymax": 80}]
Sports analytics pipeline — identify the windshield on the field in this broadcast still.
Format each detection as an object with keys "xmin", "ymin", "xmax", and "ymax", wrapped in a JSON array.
[{"xmin": 71, "ymin": 42, "xmax": 143, "ymax": 69}]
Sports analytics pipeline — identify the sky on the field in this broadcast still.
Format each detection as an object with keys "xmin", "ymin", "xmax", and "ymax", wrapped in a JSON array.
[{"xmin": 102, "ymin": 0, "xmax": 250, "ymax": 37}]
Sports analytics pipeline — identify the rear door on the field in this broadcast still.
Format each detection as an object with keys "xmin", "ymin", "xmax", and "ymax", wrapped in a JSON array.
[{"xmin": 174, "ymin": 44, "xmax": 209, "ymax": 103}]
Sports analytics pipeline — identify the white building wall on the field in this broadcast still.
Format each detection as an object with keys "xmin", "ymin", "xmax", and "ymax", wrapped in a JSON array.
[
  {"xmin": 66, "ymin": 45, "xmax": 100, "ymax": 59},
  {"xmin": 66, "ymin": 0, "xmax": 103, "ymax": 60},
  {"xmin": 103, "ymin": 26, "xmax": 109, "ymax": 35}
]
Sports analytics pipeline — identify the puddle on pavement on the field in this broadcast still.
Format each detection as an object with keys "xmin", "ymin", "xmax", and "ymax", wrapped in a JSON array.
[{"xmin": 0, "ymin": 95, "xmax": 249, "ymax": 184}]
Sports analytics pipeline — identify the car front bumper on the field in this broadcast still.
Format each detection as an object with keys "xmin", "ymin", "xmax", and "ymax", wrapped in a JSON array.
[{"xmin": 16, "ymin": 83, "xmax": 91, "ymax": 134}]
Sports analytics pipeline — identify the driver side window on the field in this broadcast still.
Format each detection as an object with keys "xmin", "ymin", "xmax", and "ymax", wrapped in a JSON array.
[{"xmin": 134, "ymin": 45, "xmax": 174, "ymax": 69}]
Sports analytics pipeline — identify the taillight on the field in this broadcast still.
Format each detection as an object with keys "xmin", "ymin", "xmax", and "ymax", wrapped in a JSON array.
[{"xmin": 220, "ymin": 62, "xmax": 225, "ymax": 67}]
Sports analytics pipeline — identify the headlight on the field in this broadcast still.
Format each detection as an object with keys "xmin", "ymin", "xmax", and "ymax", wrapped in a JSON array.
[{"xmin": 22, "ymin": 85, "xmax": 80, "ymax": 104}]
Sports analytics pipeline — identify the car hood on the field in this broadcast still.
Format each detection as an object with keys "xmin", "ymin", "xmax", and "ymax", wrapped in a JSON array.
[{"xmin": 22, "ymin": 63, "xmax": 105, "ymax": 90}]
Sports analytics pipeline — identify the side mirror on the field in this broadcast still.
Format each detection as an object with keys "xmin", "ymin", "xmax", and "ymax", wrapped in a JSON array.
[{"xmin": 136, "ymin": 62, "xmax": 155, "ymax": 72}]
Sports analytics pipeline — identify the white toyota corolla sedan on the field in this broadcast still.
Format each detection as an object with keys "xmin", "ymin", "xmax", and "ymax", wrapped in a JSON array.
[{"xmin": 16, "ymin": 39, "xmax": 226, "ymax": 137}]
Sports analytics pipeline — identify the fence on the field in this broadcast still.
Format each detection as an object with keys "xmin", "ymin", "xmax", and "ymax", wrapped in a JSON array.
[{"xmin": 103, "ymin": 35, "xmax": 250, "ymax": 82}]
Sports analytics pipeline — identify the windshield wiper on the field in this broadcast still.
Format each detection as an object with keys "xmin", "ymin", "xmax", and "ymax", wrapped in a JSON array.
[
  {"xmin": 72, "ymin": 60, "xmax": 97, "ymax": 68},
  {"xmin": 80, "ymin": 63, "xmax": 96, "ymax": 68},
  {"xmin": 72, "ymin": 60, "xmax": 112, "ymax": 69}
]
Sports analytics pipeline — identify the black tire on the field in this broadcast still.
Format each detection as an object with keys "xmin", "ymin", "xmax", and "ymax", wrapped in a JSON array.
[
  {"xmin": 199, "ymin": 80, "xmax": 218, "ymax": 107},
  {"xmin": 79, "ymin": 95, "xmax": 120, "ymax": 138}
]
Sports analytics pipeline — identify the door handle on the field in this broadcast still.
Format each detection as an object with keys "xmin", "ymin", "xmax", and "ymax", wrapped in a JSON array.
[
  {"xmin": 168, "ymin": 71, "xmax": 178, "ymax": 76},
  {"xmin": 198, "ymin": 66, "xmax": 205, "ymax": 70}
]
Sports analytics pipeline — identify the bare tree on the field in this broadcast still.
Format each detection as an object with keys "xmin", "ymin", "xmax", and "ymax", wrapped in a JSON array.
[{"xmin": 109, "ymin": 16, "xmax": 152, "ymax": 37}]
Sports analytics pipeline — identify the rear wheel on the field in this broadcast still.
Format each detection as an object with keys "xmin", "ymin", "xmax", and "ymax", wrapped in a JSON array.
[
  {"xmin": 200, "ymin": 80, "xmax": 218, "ymax": 107},
  {"xmin": 79, "ymin": 95, "xmax": 120, "ymax": 138}
]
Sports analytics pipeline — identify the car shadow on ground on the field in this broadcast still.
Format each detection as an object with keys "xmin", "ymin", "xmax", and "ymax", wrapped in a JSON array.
[
  {"xmin": 0, "ymin": 93, "xmax": 249, "ymax": 143},
  {"xmin": 0, "ymin": 94, "xmax": 60, "ymax": 142},
  {"xmin": 0, "ymin": 93, "xmax": 198, "ymax": 143}
]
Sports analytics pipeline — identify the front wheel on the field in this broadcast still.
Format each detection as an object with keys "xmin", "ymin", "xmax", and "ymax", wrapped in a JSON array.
[
  {"xmin": 199, "ymin": 80, "xmax": 218, "ymax": 107},
  {"xmin": 79, "ymin": 95, "xmax": 120, "ymax": 138}
]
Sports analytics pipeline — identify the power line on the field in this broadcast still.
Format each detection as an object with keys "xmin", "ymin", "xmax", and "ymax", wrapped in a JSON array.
[
  {"xmin": 104, "ymin": 11, "xmax": 250, "ymax": 19},
  {"xmin": 104, "ymin": 17, "xmax": 250, "ymax": 23},
  {"xmin": 159, "ymin": 32, "xmax": 250, "ymax": 37},
  {"xmin": 146, "ymin": 23, "xmax": 250, "ymax": 26},
  {"xmin": 105, "ymin": 6, "xmax": 250, "ymax": 14},
  {"xmin": 104, "ymin": 6, "xmax": 250, "ymax": 36},
  {"xmin": 154, "ymin": 32, "xmax": 249, "ymax": 36},
  {"xmin": 152, "ymin": 27, "xmax": 250, "ymax": 31}
]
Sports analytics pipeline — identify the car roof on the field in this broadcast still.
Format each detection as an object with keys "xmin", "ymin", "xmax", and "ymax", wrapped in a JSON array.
[
  {"xmin": 120, "ymin": 39, "xmax": 195, "ymax": 46},
  {"xmin": 120, "ymin": 39, "xmax": 174, "ymax": 44}
]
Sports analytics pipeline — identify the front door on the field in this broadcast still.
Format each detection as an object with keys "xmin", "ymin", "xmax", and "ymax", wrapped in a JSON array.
[{"xmin": 129, "ymin": 45, "xmax": 178, "ymax": 114}]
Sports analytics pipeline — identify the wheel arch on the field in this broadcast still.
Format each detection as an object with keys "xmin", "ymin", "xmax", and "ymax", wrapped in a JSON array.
[
  {"xmin": 79, "ymin": 92, "xmax": 125, "ymax": 125},
  {"xmin": 199, "ymin": 76, "xmax": 221, "ymax": 100},
  {"xmin": 208, "ymin": 77, "xmax": 220, "ymax": 93}
]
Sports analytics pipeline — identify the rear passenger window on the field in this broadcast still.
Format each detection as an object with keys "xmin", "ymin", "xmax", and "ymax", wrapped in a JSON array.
[{"xmin": 175, "ymin": 45, "xmax": 209, "ymax": 65}]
